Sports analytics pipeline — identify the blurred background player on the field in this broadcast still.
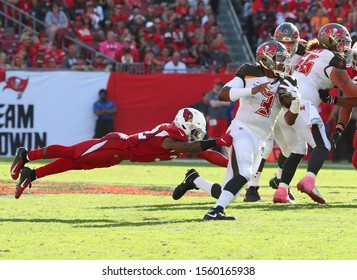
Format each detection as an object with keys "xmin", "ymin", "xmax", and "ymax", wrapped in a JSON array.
[
  {"xmin": 273, "ymin": 23, "xmax": 357, "ymax": 204},
  {"xmin": 10, "ymin": 108, "xmax": 232, "ymax": 199}
]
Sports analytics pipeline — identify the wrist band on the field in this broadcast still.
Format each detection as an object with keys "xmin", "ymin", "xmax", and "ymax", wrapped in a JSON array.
[
  {"xmin": 229, "ymin": 87, "xmax": 252, "ymax": 101},
  {"xmin": 200, "ymin": 139, "xmax": 217, "ymax": 151},
  {"xmin": 336, "ymin": 122, "xmax": 345, "ymax": 132}
]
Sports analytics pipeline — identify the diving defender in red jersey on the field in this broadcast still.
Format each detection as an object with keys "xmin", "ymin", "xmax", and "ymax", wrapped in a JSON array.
[{"xmin": 11, "ymin": 108, "xmax": 232, "ymax": 199}]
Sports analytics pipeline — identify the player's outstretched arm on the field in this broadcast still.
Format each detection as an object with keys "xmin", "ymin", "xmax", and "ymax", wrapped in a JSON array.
[
  {"xmin": 197, "ymin": 150, "xmax": 228, "ymax": 167},
  {"xmin": 162, "ymin": 134, "xmax": 232, "ymax": 154}
]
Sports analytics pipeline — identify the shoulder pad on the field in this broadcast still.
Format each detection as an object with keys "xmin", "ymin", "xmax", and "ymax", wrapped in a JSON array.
[
  {"xmin": 235, "ymin": 63, "xmax": 265, "ymax": 79},
  {"xmin": 329, "ymin": 52, "xmax": 347, "ymax": 69},
  {"xmin": 296, "ymin": 43, "xmax": 306, "ymax": 56}
]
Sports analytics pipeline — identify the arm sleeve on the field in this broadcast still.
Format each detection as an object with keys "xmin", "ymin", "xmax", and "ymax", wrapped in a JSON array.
[{"xmin": 197, "ymin": 150, "xmax": 228, "ymax": 167}]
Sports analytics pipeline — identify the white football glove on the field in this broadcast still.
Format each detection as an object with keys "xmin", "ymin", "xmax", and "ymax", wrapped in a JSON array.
[
  {"xmin": 352, "ymin": 76, "xmax": 357, "ymax": 85},
  {"xmin": 279, "ymin": 79, "xmax": 300, "ymax": 100}
]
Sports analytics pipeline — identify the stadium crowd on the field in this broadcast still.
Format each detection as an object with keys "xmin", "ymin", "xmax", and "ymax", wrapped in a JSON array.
[{"xmin": 0, "ymin": 0, "xmax": 229, "ymax": 73}]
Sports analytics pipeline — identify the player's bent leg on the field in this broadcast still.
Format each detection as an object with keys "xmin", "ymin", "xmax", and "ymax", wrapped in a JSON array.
[{"xmin": 172, "ymin": 169, "xmax": 199, "ymax": 200}]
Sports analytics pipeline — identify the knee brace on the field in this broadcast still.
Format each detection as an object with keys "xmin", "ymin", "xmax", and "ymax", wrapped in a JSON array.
[{"xmin": 223, "ymin": 173, "xmax": 248, "ymax": 196}]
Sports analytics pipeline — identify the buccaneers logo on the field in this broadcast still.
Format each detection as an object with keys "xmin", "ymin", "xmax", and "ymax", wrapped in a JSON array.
[
  {"xmin": 324, "ymin": 26, "xmax": 344, "ymax": 40},
  {"xmin": 183, "ymin": 109, "xmax": 193, "ymax": 122},
  {"xmin": 3, "ymin": 76, "xmax": 29, "ymax": 99},
  {"xmin": 257, "ymin": 43, "xmax": 278, "ymax": 58}
]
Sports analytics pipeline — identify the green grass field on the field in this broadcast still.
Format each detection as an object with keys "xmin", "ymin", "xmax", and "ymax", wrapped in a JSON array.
[{"xmin": 0, "ymin": 158, "xmax": 356, "ymax": 260}]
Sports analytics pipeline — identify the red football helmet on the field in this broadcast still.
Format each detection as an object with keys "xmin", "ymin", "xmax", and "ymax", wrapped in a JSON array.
[
  {"xmin": 273, "ymin": 22, "xmax": 300, "ymax": 56},
  {"xmin": 256, "ymin": 41, "xmax": 290, "ymax": 74},
  {"xmin": 318, "ymin": 23, "xmax": 352, "ymax": 57}
]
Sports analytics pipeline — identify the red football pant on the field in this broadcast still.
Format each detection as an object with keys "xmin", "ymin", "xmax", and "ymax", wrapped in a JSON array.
[{"xmin": 28, "ymin": 132, "xmax": 128, "ymax": 179}]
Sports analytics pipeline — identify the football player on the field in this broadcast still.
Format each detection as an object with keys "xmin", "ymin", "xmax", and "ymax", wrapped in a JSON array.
[
  {"xmin": 273, "ymin": 23, "xmax": 357, "ymax": 204},
  {"xmin": 173, "ymin": 41, "xmax": 301, "ymax": 220},
  {"xmin": 318, "ymin": 41, "xmax": 357, "ymax": 169},
  {"xmin": 244, "ymin": 22, "xmax": 306, "ymax": 202},
  {"xmin": 10, "ymin": 108, "xmax": 232, "ymax": 199}
]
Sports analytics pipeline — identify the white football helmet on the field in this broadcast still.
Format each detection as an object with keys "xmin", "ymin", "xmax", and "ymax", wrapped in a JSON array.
[
  {"xmin": 351, "ymin": 41, "xmax": 357, "ymax": 71},
  {"xmin": 173, "ymin": 107, "xmax": 206, "ymax": 141}
]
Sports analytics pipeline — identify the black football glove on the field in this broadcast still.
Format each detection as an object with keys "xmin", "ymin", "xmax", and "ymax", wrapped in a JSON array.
[
  {"xmin": 318, "ymin": 89, "xmax": 337, "ymax": 104},
  {"xmin": 330, "ymin": 128, "xmax": 343, "ymax": 150}
]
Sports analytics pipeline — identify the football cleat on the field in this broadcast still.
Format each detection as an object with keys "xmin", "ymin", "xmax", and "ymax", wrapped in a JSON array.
[
  {"xmin": 15, "ymin": 167, "xmax": 33, "ymax": 199},
  {"xmin": 243, "ymin": 186, "xmax": 264, "ymax": 202},
  {"xmin": 273, "ymin": 187, "xmax": 295, "ymax": 204},
  {"xmin": 269, "ymin": 175, "xmax": 280, "ymax": 189},
  {"xmin": 172, "ymin": 169, "xmax": 199, "ymax": 200},
  {"xmin": 297, "ymin": 176, "xmax": 325, "ymax": 204},
  {"xmin": 10, "ymin": 147, "xmax": 28, "ymax": 180},
  {"xmin": 203, "ymin": 207, "xmax": 236, "ymax": 221},
  {"xmin": 288, "ymin": 188, "xmax": 295, "ymax": 201}
]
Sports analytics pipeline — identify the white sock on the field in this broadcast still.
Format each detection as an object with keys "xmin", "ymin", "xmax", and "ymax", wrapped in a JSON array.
[
  {"xmin": 278, "ymin": 182, "xmax": 289, "ymax": 189},
  {"xmin": 193, "ymin": 177, "xmax": 214, "ymax": 196},
  {"xmin": 214, "ymin": 190, "xmax": 235, "ymax": 209},
  {"xmin": 277, "ymin": 167, "xmax": 283, "ymax": 179},
  {"xmin": 306, "ymin": 172, "xmax": 316, "ymax": 180},
  {"xmin": 249, "ymin": 171, "xmax": 261, "ymax": 186}
]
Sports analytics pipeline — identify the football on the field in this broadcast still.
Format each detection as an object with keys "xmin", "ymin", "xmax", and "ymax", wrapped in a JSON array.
[
  {"xmin": 277, "ymin": 76, "xmax": 297, "ymax": 108},
  {"xmin": 277, "ymin": 82, "xmax": 292, "ymax": 108}
]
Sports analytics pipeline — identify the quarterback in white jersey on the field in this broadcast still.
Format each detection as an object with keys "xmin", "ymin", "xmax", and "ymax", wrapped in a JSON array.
[
  {"xmin": 173, "ymin": 41, "xmax": 301, "ymax": 220},
  {"xmin": 273, "ymin": 23, "xmax": 357, "ymax": 204},
  {"xmin": 244, "ymin": 22, "xmax": 306, "ymax": 203}
]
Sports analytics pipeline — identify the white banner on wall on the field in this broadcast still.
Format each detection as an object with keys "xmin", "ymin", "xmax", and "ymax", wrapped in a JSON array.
[{"xmin": 0, "ymin": 71, "xmax": 110, "ymax": 157}]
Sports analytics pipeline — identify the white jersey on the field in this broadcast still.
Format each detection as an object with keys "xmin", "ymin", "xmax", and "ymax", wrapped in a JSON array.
[
  {"xmin": 226, "ymin": 64, "xmax": 283, "ymax": 141},
  {"xmin": 293, "ymin": 48, "xmax": 346, "ymax": 107}
]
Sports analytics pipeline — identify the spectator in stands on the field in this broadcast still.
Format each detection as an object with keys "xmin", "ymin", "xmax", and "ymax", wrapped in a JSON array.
[
  {"xmin": 99, "ymin": 30, "xmax": 122, "ymax": 58},
  {"xmin": 145, "ymin": 4, "xmax": 156, "ymax": 22},
  {"xmin": 143, "ymin": 47, "xmax": 162, "ymax": 74},
  {"xmin": 189, "ymin": 91, "xmax": 210, "ymax": 125},
  {"xmin": 215, "ymin": 33, "xmax": 227, "ymax": 52},
  {"xmin": 85, "ymin": 1, "xmax": 101, "ymax": 29},
  {"xmin": 33, "ymin": 54, "xmax": 45, "ymax": 69},
  {"xmin": 75, "ymin": 14, "xmax": 96, "ymax": 42},
  {"xmin": 348, "ymin": 4, "xmax": 357, "ymax": 27},
  {"xmin": 156, "ymin": 46, "xmax": 172, "ymax": 64},
  {"xmin": 18, "ymin": 34, "xmax": 37, "ymax": 62},
  {"xmin": 163, "ymin": 51, "xmax": 187, "ymax": 73},
  {"xmin": 62, "ymin": 43, "xmax": 79, "ymax": 69},
  {"xmin": 69, "ymin": 0, "xmax": 86, "ymax": 20},
  {"xmin": 294, "ymin": 7, "xmax": 311, "ymax": 40},
  {"xmin": 114, "ymin": 37, "xmax": 139, "ymax": 62},
  {"xmin": 128, "ymin": 14, "xmax": 146, "ymax": 38},
  {"xmin": 126, "ymin": 5, "xmax": 143, "ymax": 27},
  {"xmin": 71, "ymin": 56, "xmax": 92, "ymax": 71},
  {"xmin": 310, "ymin": 6, "xmax": 329, "ymax": 37},
  {"xmin": 31, "ymin": 0, "xmax": 49, "ymax": 22},
  {"xmin": 0, "ymin": 52, "xmax": 12, "ymax": 70},
  {"xmin": 45, "ymin": 3, "xmax": 69, "ymax": 43},
  {"xmin": 208, "ymin": 38, "xmax": 227, "ymax": 70},
  {"xmin": 20, "ymin": 26, "xmax": 39, "ymax": 45},
  {"xmin": 275, "ymin": 2, "xmax": 296, "ymax": 25},
  {"xmin": 11, "ymin": 54, "xmax": 26, "ymax": 70},
  {"xmin": 16, "ymin": 45, "xmax": 33, "ymax": 68},
  {"xmin": 100, "ymin": 18, "xmax": 114, "ymax": 35},
  {"xmin": 192, "ymin": 42, "xmax": 211, "ymax": 67},
  {"xmin": 45, "ymin": 56, "xmax": 59, "ymax": 69},
  {"xmin": 34, "ymin": 32, "xmax": 52, "ymax": 53},
  {"xmin": 44, "ymin": 41, "xmax": 66, "ymax": 67},
  {"xmin": 92, "ymin": 0, "xmax": 104, "ymax": 22},
  {"xmin": 91, "ymin": 53, "xmax": 108, "ymax": 71},
  {"xmin": 114, "ymin": 18, "xmax": 129, "ymax": 39},
  {"xmin": 159, "ymin": 32, "xmax": 178, "ymax": 56},
  {"xmin": 171, "ymin": 18, "xmax": 186, "ymax": 50},
  {"xmin": 112, "ymin": 4, "xmax": 128, "ymax": 23},
  {"xmin": 93, "ymin": 88, "xmax": 117, "ymax": 138}
]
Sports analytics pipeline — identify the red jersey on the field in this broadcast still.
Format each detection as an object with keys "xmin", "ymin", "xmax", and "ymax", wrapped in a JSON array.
[
  {"xmin": 125, "ymin": 123, "xmax": 188, "ymax": 162},
  {"xmin": 347, "ymin": 65, "xmax": 357, "ymax": 79}
]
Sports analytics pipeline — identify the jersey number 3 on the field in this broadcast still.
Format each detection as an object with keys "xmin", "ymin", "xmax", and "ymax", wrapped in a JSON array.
[{"xmin": 256, "ymin": 91, "xmax": 275, "ymax": 117}]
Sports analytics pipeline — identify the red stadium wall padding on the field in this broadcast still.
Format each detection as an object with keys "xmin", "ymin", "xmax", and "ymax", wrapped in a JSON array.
[{"xmin": 106, "ymin": 73, "xmax": 231, "ymax": 135}]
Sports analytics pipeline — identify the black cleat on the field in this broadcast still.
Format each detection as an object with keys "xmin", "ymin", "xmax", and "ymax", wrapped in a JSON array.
[
  {"xmin": 269, "ymin": 175, "xmax": 280, "ymax": 189},
  {"xmin": 203, "ymin": 207, "xmax": 236, "ymax": 220},
  {"xmin": 172, "ymin": 169, "xmax": 199, "ymax": 200},
  {"xmin": 243, "ymin": 186, "xmax": 264, "ymax": 202},
  {"xmin": 288, "ymin": 188, "xmax": 295, "ymax": 200},
  {"xmin": 15, "ymin": 167, "xmax": 34, "ymax": 199},
  {"xmin": 10, "ymin": 147, "xmax": 28, "ymax": 180}
]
